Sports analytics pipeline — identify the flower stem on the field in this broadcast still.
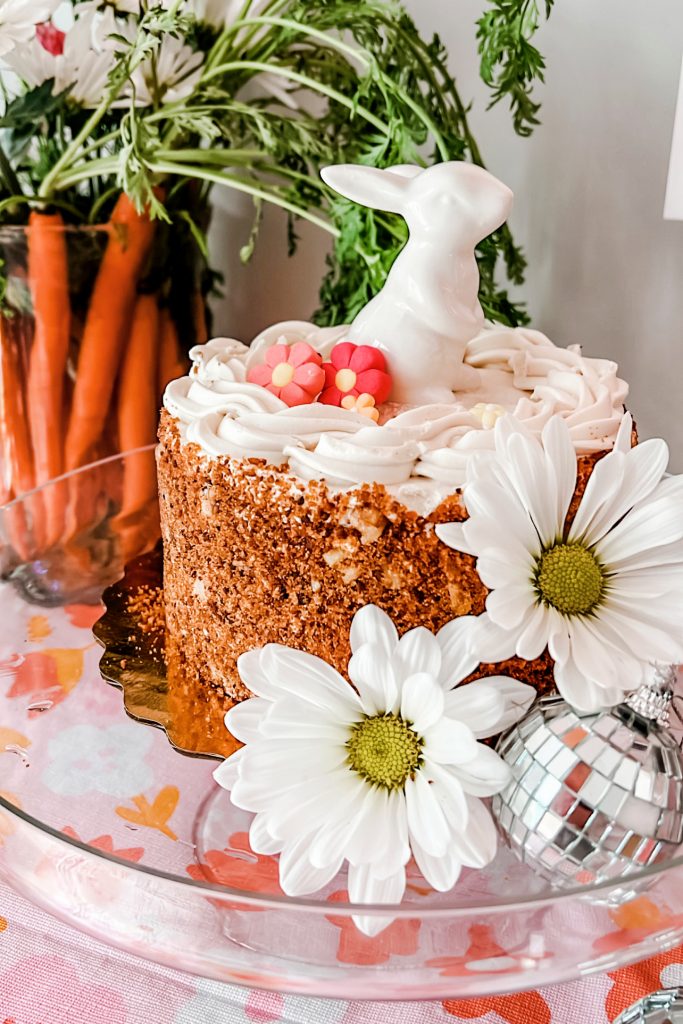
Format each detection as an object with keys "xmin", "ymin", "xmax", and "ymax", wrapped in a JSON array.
[
  {"xmin": 148, "ymin": 159, "xmax": 340, "ymax": 237},
  {"xmin": 0, "ymin": 143, "xmax": 23, "ymax": 198},
  {"xmin": 202, "ymin": 60, "xmax": 391, "ymax": 137}
]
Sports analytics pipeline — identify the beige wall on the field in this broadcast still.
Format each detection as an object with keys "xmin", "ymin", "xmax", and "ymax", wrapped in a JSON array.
[{"xmin": 209, "ymin": 0, "xmax": 683, "ymax": 465}]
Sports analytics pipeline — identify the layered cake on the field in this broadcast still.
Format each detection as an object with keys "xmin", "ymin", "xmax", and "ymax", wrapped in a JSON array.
[{"xmin": 156, "ymin": 162, "xmax": 629, "ymax": 723}]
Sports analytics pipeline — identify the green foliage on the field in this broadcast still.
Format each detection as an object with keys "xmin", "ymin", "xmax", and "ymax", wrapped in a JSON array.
[
  {"xmin": 0, "ymin": 0, "xmax": 555, "ymax": 327},
  {"xmin": 477, "ymin": 0, "xmax": 554, "ymax": 137}
]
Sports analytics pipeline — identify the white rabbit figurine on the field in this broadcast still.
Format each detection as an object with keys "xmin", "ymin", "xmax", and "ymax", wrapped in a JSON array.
[{"xmin": 320, "ymin": 162, "xmax": 513, "ymax": 404}]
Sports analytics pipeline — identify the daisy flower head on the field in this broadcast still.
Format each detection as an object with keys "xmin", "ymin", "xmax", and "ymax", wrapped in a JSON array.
[
  {"xmin": 0, "ymin": 0, "xmax": 60, "ymax": 57},
  {"xmin": 436, "ymin": 414, "xmax": 683, "ymax": 713},
  {"xmin": 214, "ymin": 606, "xmax": 534, "ymax": 935}
]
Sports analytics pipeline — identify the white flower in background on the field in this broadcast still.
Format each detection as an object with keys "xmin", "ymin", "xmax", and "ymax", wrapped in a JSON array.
[
  {"xmin": 0, "ymin": 0, "xmax": 61, "ymax": 57},
  {"xmin": 3, "ymin": 9, "xmax": 116, "ymax": 107},
  {"xmin": 214, "ymin": 605, "xmax": 534, "ymax": 936},
  {"xmin": 191, "ymin": 0, "xmax": 269, "ymax": 30},
  {"xmin": 129, "ymin": 33, "xmax": 202, "ymax": 104},
  {"xmin": 437, "ymin": 414, "xmax": 683, "ymax": 713}
]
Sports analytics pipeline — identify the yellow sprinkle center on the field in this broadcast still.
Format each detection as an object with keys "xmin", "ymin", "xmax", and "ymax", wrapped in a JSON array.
[
  {"xmin": 272, "ymin": 362, "xmax": 294, "ymax": 387},
  {"xmin": 335, "ymin": 368, "xmax": 357, "ymax": 393},
  {"xmin": 346, "ymin": 713, "xmax": 423, "ymax": 790},
  {"xmin": 535, "ymin": 542, "xmax": 604, "ymax": 615}
]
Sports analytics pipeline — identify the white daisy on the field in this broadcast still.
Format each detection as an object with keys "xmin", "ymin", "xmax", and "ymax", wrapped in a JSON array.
[
  {"xmin": 128, "ymin": 32, "xmax": 203, "ymax": 105},
  {"xmin": 184, "ymin": 0, "xmax": 269, "ymax": 31},
  {"xmin": 0, "ymin": 0, "xmax": 60, "ymax": 57},
  {"xmin": 214, "ymin": 606, "xmax": 534, "ymax": 936},
  {"xmin": 4, "ymin": 10, "xmax": 116, "ymax": 107},
  {"xmin": 436, "ymin": 414, "xmax": 683, "ymax": 713}
]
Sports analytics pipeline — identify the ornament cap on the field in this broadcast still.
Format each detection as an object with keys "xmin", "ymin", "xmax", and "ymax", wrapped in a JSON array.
[{"xmin": 624, "ymin": 664, "xmax": 677, "ymax": 727}]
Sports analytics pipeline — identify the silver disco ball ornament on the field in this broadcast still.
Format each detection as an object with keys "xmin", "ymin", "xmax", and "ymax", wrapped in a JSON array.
[
  {"xmin": 491, "ymin": 669, "xmax": 683, "ymax": 889},
  {"xmin": 614, "ymin": 988, "xmax": 683, "ymax": 1023}
]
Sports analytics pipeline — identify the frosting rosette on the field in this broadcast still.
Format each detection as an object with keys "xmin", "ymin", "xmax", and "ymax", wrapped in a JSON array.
[{"xmin": 163, "ymin": 319, "xmax": 629, "ymax": 515}]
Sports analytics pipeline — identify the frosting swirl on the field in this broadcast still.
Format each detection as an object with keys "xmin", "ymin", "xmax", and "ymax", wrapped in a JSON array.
[{"xmin": 163, "ymin": 319, "xmax": 628, "ymax": 515}]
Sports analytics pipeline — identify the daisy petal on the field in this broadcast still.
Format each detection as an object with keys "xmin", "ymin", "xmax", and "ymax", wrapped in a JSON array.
[
  {"xmin": 465, "ymin": 677, "xmax": 536, "ymax": 736},
  {"xmin": 451, "ymin": 744, "xmax": 511, "ymax": 796},
  {"xmin": 237, "ymin": 648, "xmax": 275, "ymax": 699},
  {"xmin": 436, "ymin": 616, "xmax": 482, "ymax": 688},
  {"xmin": 308, "ymin": 778, "xmax": 380, "ymax": 868},
  {"xmin": 485, "ymin": 583, "xmax": 536, "ymax": 630},
  {"xmin": 249, "ymin": 813, "xmax": 283, "ymax": 856},
  {"xmin": 515, "ymin": 602, "xmax": 553, "ymax": 661},
  {"xmin": 436, "ymin": 521, "xmax": 474, "ymax": 555},
  {"xmin": 472, "ymin": 614, "xmax": 518, "ymax": 664},
  {"xmin": 213, "ymin": 746, "xmax": 245, "ymax": 791},
  {"xmin": 348, "ymin": 861, "xmax": 406, "ymax": 905},
  {"xmin": 348, "ymin": 641, "xmax": 399, "ymax": 715},
  {"xmin": 542, "ymin": 416, "xmax": 576, "ymax": 537},
  {"xmin": 350, "ymin": 604, "xmax": 399, "ymax": 655},
  {"xmin": 424, "ymin": 717, "xmax": 479, "ymax": 765},
  {"xmin": 262, "ymin": 645, "xmax": 361, "ymax": 716},
  {"xmin": 348, "ymin": 863, "xmax": 407, "ymax": 937},
  {"xmin": 401, "ymin": 672, "xmax": 445, "ymax": 732},
  {"xmin": 397, "ymin": 626, "xmax": 442, "ymax": 680},
  {"xmin": 411, "ymin": 839, "xmax": 462, "ymax": 892},
  {"xmin": 279, "ymin": 833, "xmax": 343, "ymax": 896},
  {"xmin": 443, "ymin": 682, "xmax": 504, "ymax": 733},
  {"xmin": 447, "ymin": 796, "xmax": 499, "ymax": 868},
  {"xmin": 553, "ymin": 656, "xmax": 618, "ymax": 712},
  {"xmin": 595, "ymin": 488, "xmax": 683, "ymax": 567},
  {"xmin": 225, "ymin": 697, "xmax": 269, "ymax": 743},
  {"xmin": 260, "ymin": 698, "xmax": 352, "ymax": 741},
  {"xmin": 405, "ymin": 771, "xmax": 451, "ymax": 856}
]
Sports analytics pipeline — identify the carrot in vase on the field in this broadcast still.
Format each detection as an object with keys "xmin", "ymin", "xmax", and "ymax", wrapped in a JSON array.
[
  {"xmin": 0, "ymin": 315, "xmax": 41, "ymax": 558},
  {"xmin": 157, "ymin": 307, "xmax": 189, "ymax": 401},
  {"xmin": 26, "ymin": 210, "xmax": 71, "ymax": 545},
  {"xmin": 64, "ymin": 192, "xmax": 158, "ymax": 472},
  {"xmin": 113, "ymin": 293, "xmax": 161, "ymax": 562}
]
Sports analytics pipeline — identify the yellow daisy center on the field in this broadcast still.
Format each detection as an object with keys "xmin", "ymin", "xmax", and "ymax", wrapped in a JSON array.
[
  {"xmin": 335, "ymin": 368, "xmax": 357, "ymax": 393},
  {"xmin": 346, "ymin": 713, "xmax": 423, "ymax": 790},
  {"xmin": 535, "ymin": 541, "xmax": 605, "ymax": 616},
  {"xmin": 272, "ymin": 362, "xmax": 295, "ymax": 387}
]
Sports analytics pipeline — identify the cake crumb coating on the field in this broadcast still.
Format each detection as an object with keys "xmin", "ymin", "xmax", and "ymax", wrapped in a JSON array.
[{"xmin": 157, "ymin": 410, "xmax": 620, "ymax": 713}]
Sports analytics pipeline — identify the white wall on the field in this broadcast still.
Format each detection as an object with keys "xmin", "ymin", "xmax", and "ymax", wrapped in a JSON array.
[{"xmin": 209, "ymin": 0, "xmax": 683, "ymax": 465}]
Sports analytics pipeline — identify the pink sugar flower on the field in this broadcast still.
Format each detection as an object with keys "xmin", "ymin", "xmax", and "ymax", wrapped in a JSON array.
[
  {"xmin": 247, "ymin": 341, "xmax": 325, "ymax": 407},
  {"xmin": 320, "ymin": 342, "xmax": 392, "ymax": 408}
]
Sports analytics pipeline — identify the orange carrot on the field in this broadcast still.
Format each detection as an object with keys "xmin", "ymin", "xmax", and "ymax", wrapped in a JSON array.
[
  {"xmin": 0, "ymin": 316, "xmax": 34, "ymax": 498},
  {"xmin": 64, "ymin": 193, "xmax": 157, "ymax": 472},
  {"xmin": 113, "ymin": 294, "xmax": 161, "ymax": 562},
  {"xmin": 0, "ymin": 315, "xmax": 42, "ymax": 558},
  {"xmin": 157, "ymin": 308, "xmax": 188, "ymax": 399},
  {"xmin": 26, "ymin": 210, "xmax": 71, "ymax": 545}
]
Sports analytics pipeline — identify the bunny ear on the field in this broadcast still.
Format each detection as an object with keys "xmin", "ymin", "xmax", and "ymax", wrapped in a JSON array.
[{"xmin": 320, "ymin": 164, "xmax": 419, "ymax": 213}]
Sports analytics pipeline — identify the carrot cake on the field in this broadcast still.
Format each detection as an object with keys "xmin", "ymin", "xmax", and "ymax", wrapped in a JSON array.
[{"xmin": 156, "ymin": 162, "xmax": 629, "ymax": 723}]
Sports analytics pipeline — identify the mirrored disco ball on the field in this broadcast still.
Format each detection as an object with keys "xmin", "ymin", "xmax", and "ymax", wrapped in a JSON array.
[
  {"xmin": 614, "ymin": 988, "xmax": 683, "ymax": 1023},
  {"xmin": 491, "ymin": 695, "xmax": 683, "ymax": 889}
]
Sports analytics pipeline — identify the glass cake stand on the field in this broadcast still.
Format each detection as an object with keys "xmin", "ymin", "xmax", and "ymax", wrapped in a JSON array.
[{"xmin": 0, "ymin": 450, "xmax": 683, "ymax": 1001}]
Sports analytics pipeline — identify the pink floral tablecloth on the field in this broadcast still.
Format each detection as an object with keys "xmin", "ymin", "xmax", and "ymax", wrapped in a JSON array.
[
  {"xmin": 0, "ymin": 595, "xmax": 681, "ymax": 1022},
  {"xmin": 0, "ymin": 878, "xmax": 681, "ymax": 1023}
]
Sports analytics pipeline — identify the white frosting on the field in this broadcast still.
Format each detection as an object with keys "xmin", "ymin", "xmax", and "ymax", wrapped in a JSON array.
[{"xmin": 163, "ymin": 319, "xmax": 628, "ymax": 517}]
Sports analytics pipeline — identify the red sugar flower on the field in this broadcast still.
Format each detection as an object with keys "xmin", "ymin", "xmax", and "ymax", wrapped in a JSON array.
[
  {"xmin": 320, "ymin": 342, "xmax": 392, "ymax": 408},
  {"xmin": 247, "ymin": 341, "xmax": 325, "ymax": 407}
]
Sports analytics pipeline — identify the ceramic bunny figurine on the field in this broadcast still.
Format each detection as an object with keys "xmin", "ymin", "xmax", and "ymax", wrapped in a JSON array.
[{"xmin": 321, "ymin": 162, "xmax": 513, "ymax": 404}]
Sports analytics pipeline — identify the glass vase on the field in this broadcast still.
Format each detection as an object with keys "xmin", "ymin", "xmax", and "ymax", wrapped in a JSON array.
[{"xmin": 0, "ymin": 211, "xmax": 207, "ymax": 560}]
